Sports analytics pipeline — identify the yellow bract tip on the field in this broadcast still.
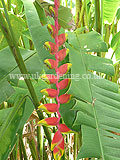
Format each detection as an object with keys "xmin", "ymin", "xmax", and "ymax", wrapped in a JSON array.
[
  {"xmin": 65, "ymin": 33, "xmax": 68, "ymax": 40},
  {"xmin": 47, "ymin": 24, "xmax": 52, "ymax": 30},
  {"xmin": 40, "ymin": 89, "xmax": 48, "ymax": 96},
  {"xmin": 37, "ymin": 119, "xmax": 47, "ymax": 126},
  {"xmin": 44, "ymin": 42, "xmax": 51, "ymax": 51},
  {"xmin": 66, "ymin": 48, "xmax": 69, "ymax": 55},
  {"xmin": 68, "ymin": 63, "xmax": 72, "ymax": 70},
  {"xmin": 41, "ymin": 74, "xmax": 50, "ymax": 84}
]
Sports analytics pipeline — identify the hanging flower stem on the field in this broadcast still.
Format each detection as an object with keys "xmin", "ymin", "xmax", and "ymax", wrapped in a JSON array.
[{"xmin": 38, "ymin": 0, "xmax": 73, "ymax": 159}]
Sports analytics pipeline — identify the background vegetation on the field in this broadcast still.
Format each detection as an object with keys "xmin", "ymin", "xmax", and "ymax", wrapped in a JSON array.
[{"xmin": 0, "ymin": 0, "xmax": 120, "ymax": 159}]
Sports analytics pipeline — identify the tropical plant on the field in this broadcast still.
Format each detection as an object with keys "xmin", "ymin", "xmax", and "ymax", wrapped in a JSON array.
[{"xmin": 0, "ymin": 0, "xmax": 120, "ymax": 160}]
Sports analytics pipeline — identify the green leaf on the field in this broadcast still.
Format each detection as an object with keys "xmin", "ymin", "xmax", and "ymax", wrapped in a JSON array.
[
  {"xmin": 116, "ymin": 8, "xmax": 120, "ymax": 20},
  {"xmin": 0, "ymin": 46, "xmax": 44, "ymax": 104},
  {"xmin": 73, "ymin": 100, "xmax": 96, "ymax": 129},
  {"xmin": 39, "ymin": 1, "xmax": 73, "ymax": 29},
  {"xmin": 22, "ymin": 29, "xmax": 32, "ymax": 40},
  {"xmin": 0, "ymin": 47, "xmax": 42, "ymax": 83},
  {"xmin": 59, "ymin": 99, "xmax": 80, "ymax": 132},
  {"xmin": 0, "ymin": 96, "xmax": 26, "ymax": 160},
  {"xmin": 0, "ymin": 77, "xmax": 49, "ymax": 159},
  {"xmin": 0, "ymin": 13, "xmax": 26, "ymax": 50},
  {"xmin": 58, "ymin": 6, "xmax": 73, "ymax": 29},
  {"xmin": 34, "ymin": 0, "xmax": 47, "ymax": 25},
  {"xmin": 0, "ymin": 80, "xmax": 14, "ymax": 105},
  {"xmin": 22, "ymin": 0, "xmax": 53, "ymax": 69},
  {"xmin": 11, "ymin": 0, "xmax": 23, "ymax": 13},
  {"xmin": 111, "ymin": 31, "xmax": 120, "ymax": 48},
  {"xmin": 67, "ymin": 30, "xmax": 108, "ymax": 52},
  {"xmin": 115, "ymin": 46, "xmax": 120, "ymax": 61},
  {"xmin": 77, "ymin": 125, "xmax": 101, "ymax": 159},
  {"xmin": 60, "ymin": 39, "xmax": 120, "ymax": 159},
  {"xmin": 103, "ymin": 0, "xmax": 120, "ymax": 23},
  {"xmin": 66, "ymin": 44, "xmax": 114, "ymax": 101}
]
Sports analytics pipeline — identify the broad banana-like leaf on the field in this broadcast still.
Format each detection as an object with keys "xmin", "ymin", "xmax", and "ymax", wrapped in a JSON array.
[
  {"xmin": 103, "ymin": 0, "xmax": 120, "ymax": 24},
  {"xmin": 22, "ymin": 0, "xmax": 54, "ymax": 66},
  {"xmin": 0, "ymin": 13, "xmax": 26, "ymax": 50},
  {"xmin": 60, "ymin": 30, "xmax": 120, "ymax": 159},
  {"xmin": 0, "ymin": 79, "xmax": 14, "ymax": 105},
  {"xmin": 0, "ymin": 96, "xmax": 26, "ymax": 160},
  {"xmin": 0, "ymin": 46, "xmax": 43, "ymax": 104},
  {"xmin": 68, "ymin": 30, "xmax": 108, "ymax": 53}
]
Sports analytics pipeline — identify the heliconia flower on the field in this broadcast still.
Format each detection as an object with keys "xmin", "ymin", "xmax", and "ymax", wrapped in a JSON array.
[
  {"xmin": 59, "ymin": 94, "xmax": 72, "ymax": 104},
  {"xmin": 58, "ymin": 79, "xmax": 71, "ymax": 90},
  {"xmin": 44, "ymin": 42, "xmax": 57, "ymax": 54},
  {"xmin": 58, "ymin": 33, "xmax": 68, "ymax": 46},
  {"xmin": 47, "ymin": 24, "xmax": 56, "ymax": 38},
  {"xmin": 58, "ymin": 63, "xmax": 72, "ymax": 76},
  {"xmin": 40, "ymin": 88, "xmax": 57, "ymax": 98},
  {"xmin": 38, "ymin": 117, "xmax": 59, "ymax": 126},
  {"xmin": 41, "ymin": 74, "xmax": 58, "ymax": 84},
  {"xmin": 57, "ymin": 48, "xmax": 69, "ymax": 61},
  {"xmin": 53, "ymin": 147, "xmax": 62, "ymax": 160},
  {"xmin": 59, "ymin": 124, "xmax": 73, "ymax": 133},
  {"xmin": 38, "ymin": 103, "xmax": 58, "ymax": 114},
  {"xmin": 49, "ymin": 6, "xmax": 58, "ymax": 19},
  {"xmin": 44, "ymin": 59, "xmax": 58, "ymax": 69},
  {"xmin": 51, "ymin": 131, "xmax": 63, "ymax": 151}
]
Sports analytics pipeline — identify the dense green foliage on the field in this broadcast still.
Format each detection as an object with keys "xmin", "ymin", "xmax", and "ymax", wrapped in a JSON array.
[{"xmin": 0, "ymin": 0, "xmax": 120, "ymax": 159}]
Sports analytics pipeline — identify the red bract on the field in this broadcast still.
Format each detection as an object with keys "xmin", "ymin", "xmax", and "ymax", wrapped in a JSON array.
[
  {"xmin": 40, "ymin": 88, "xmax": 57, "ymax": 98},
  {"xmin": 44, "ymin": 41, "xmax": 57, "ymax": 54},
  {"xmin": 58, "ymin": 63, "xmax": 72, "ymax": 76},
  {"xmin": 44, "ymin": 59, "xmax": 58, "ymax": 69},
  {"xmin": 53, "ymin": 147, "xmax": 62, "ymax": 160},
  {"xmin": 51, "ymin": 131, "xmax": 64, "ymax": 158},
  {"xmin": 59, "ymin": 79, "xmax": 71, "ymax": 90},
  {"xmin": 47, "ymin": 23, "xmax": 61, "ymax": 38},
  {"xmin": 59, "ymin": 124, "xmax": 73, "ymax": 133},
  {"xmin": 58, "ymin": 48, "xmax": 69, "ymax": 61},
  {"xmin": 38, "ymin": 117, "xmax": 59, "ymax": 126},
  {"xmin": 51, "ymin": 131, "xmax": 63, "ymax": 150},
  {"xmin": 41, "ymin": 74, "xmax": 58, "ymax": 84},
  {"xmin": 47, "ymin": 24, "xmax": 57, "ymax": 38},
  {"xmin": 58, "ymin": 33, "xmax": 68, "ymax": 46},
  {"xmin": 57, "ymin": 137, "xmax": 64, "ymax": 156},
  {"xmin": 38, "ymin": 103, "xmax": 58, "ymax": 114},
  {"xmin": 59, "ymin": 94, "xmax": 72, "ymax": 104}
]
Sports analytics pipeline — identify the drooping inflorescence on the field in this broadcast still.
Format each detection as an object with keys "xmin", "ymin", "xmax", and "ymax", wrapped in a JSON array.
[{"xmin": 38, "ymin": 0, "xmax": 73, "ymax": 159}]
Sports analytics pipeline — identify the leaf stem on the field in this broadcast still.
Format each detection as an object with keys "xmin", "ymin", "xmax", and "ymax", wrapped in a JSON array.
[
  {"xmin": 95, "ymin": 0, "xmax": 101, "ymax": 57},
  {"xmin": 27, "ymin": 137, "xmax": 39, "ymax": 160},
  {"xmin": 7, "ymin": 0, "xmax": 11, "ymax": 11},
  {"xmin": 74, "ymin": 133, "xmax": 77, "ymax": 160},
  {"xmin": 70, "ymin": 0, "xmax": 72, "ymax": 9},
  {"xmin": 78, "ymin": 0, "xmax": 85, "ymax": 28},
  {"xmin": 19, "ymin": 138, "xmax": 23, "ymax": 160},
  {"xmin": 40, "ymin": 126, "xmax": 44, "ymax": 160},
  {"xmin": 15, "ymin": 135, "xmax": 19, "ymax": 160},
  {"xmin": 75, "ymin": 0, "xmax": 81, "ymax": 27},
  {"xmin": 95, "ymin": 0, "xmax": 101, "ymax": 33},
  {"xmin": 19, "ymin": 136, "xmax": 28, "ymax": 160}
]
